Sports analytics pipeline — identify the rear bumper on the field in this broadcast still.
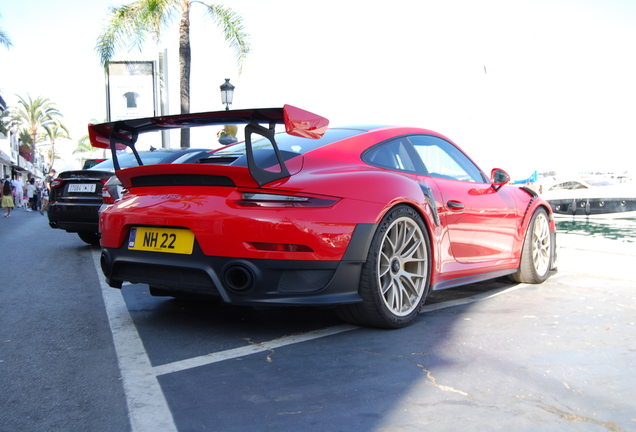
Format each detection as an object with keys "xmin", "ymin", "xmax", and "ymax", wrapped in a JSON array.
[
  {"xmin": 48, "ymin": 203, "xmax": 100, "ymax": 233},
  {"xmin": 99, "ymin": 224, "xmax": 377, "ymax": 306}
]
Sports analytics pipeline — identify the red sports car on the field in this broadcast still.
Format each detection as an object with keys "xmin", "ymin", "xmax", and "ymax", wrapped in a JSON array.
[{"xmin": 93, "ymin": 105, "xmax": 557, "ymax": 329}]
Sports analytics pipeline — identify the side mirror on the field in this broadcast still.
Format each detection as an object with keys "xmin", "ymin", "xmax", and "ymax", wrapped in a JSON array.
[{"xmin": 490, "ymin": 168, "xmax": 510, "ymax": 190}]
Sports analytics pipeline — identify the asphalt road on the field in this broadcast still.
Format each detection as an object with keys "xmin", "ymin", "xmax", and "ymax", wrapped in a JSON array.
[{"xmin": 1, "ymin": 208, "xmax": 635, "ymax": 432}]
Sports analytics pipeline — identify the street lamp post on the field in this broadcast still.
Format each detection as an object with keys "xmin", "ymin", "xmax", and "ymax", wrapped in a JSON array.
[
  {"xmin": 218, "ymin": 78, "xmax": 237, "ymax": 144},
  {"xmin": 220, "ymin": 78, "xmax": 235, "ymax": 111}
]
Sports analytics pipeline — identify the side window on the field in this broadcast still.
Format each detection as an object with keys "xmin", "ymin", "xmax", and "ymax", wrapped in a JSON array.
[
  {"xmin": 409, "ymin": 135, "xmax": 485, "ymax": 183},
  {"xmin": 551, "ymin": 181, "xmax": 587, "ymax": 191},
  {"xmin": 364, "ymin": 138, "xmax": 417, "ymax": 173},
  {"xmin": 572, "ymin": 182, "xmax": 588, "ymax": 190}
]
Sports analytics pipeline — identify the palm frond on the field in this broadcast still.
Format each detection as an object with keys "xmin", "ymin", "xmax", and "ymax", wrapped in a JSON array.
[
  {"xmin": 96, "ymin": 0, "xmax": 179, "ymax": 67},
  {"xmin": 73, "ymin": 136, "xmax": 94, "ymax": 154},
  {"xmin": 0, "ymin": 28, "xmax": 12, "ymax": 49},
  {"xmin": 205, "ymin": 4, "xmax": 251, "ymax": 75},
  {"xmin": 0, "ymin": 12, "xmax": 13, "ymax": 49}
]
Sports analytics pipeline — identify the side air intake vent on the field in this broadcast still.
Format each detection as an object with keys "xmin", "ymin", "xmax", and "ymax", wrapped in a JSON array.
[{"xmin": 131, "ymin": 174, "xmax": 235, "ymax": 187}]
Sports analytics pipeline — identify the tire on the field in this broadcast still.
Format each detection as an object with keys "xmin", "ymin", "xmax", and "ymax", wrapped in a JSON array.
[
  {"xmin": 510, "ymin": 207, "xmax": 552, "ymax": 284},
  {"xmin": 77, "ymin": 231, "xmax": 100, "ymax": 246},
  {"xmin": 337, "ymin": 205, "xmax": 431, "ymax": 329}
]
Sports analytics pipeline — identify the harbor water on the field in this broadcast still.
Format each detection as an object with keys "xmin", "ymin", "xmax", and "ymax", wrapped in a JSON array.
[{"xmin": 556, "ymin": 217, "xmax": 636, "ymax": 243}]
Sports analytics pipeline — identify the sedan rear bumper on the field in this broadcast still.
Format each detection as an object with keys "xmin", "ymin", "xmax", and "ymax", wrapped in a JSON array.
[{"xmin": 48, "ymin": 203, "xmax": 100, "ymax": 233}]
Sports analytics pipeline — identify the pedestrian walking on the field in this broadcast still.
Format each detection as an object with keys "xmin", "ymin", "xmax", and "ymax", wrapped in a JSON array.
[
  {"xmin": 2, "ymin": 175, "xmax": 15, "ymax": 217},
  {"xmin": 40, "ymin": 187, "xmax": 49, "ymax": 215},
  {"xmin": 13, "ymin": 174, "xmax": 25, "ymax": 208},
  {"xmin": 26, "ymin": 178, "xmax": 36, "ymax": 212},
  {"xmin": 44, "ymin": 168, "xmax": 56, "ymax": 192},
  {"xmin": 33, "ymin": 181, "xmax": 42, "ymax": 211},
  {"xmin": 40, "ymin": 169, "xmax": 56, "ymax": 214}
]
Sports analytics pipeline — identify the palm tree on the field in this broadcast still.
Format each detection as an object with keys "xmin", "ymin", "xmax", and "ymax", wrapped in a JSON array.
[
  {"xmin": 6, "ymin": 95, "xmax": 65, "ymax": 164},
  {"xmin": 96, "ymin": 1, "xmax": 251, "ymax": 148},
  {"xmin": 74, "ymin": 118, "xmax": 106, "ymax": 158},
  {"xmin": 71, "ymin": 136, "xmax": 93, "ymax": 167},
  {"xmin": 74, "ymin": 135, "xmax": 94, "ymax": 155},
  {"xmin": 39, "ymin": 121, "xmax": 71, "ymax": 172}
]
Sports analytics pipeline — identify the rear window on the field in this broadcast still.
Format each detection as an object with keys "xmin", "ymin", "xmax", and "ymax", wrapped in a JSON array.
[
  {"xmin": 213, "ymin": 128, "xmax": 364, "ymax": 157},
  {"xmin": 82, "ymin": 159, "xmax": 106, "ymax": 169},
  {"xmin": 89, "ymin": 150, "xmax": 185, "ymax": 171}
]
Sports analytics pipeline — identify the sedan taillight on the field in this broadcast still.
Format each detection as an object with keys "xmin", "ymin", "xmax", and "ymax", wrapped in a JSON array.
[
  {"xmin": 50, "ymin": 178, "xmax": 65, "ymax": 189},
  {"xmin": 102, "ymin": 183, "xmax": 115, "ymax": 205}
]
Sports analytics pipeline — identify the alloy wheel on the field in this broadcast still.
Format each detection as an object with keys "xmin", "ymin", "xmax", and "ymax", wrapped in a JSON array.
[
  {"xmin": 377, "ymin": 216, "xmax": 428, "ymax": 316},
  {"xmin": 532, "ymin": 212, "xmax": 551, "ymax": 276}
]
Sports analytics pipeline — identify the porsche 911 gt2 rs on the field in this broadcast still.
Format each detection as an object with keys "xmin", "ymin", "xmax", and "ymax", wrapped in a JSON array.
[{"xmin": 93, "ymin": 105, "xmax": 557, "ymax": 329}]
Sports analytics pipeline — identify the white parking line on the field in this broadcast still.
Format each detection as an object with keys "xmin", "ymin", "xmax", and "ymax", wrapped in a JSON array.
[
  {"xmin": 92, "ymin": 249, "xmax": 528, "ymax": 432},
  {"xmin": 92, "ymin": 249, "xmax": 358, "ymax": 432},
  {"xmin": 91, "ymin": 249, "xmax": 178, "ymax": 432},
  {"xmin": 152, "ymin": 324, "xmax": 359, "ymax": 377},
  {"xmin": 422, "ymin": 283, "xmax": 530, "ymax": 313}
]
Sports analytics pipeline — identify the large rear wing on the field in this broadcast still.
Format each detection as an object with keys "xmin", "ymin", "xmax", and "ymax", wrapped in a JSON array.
[{"xmin": 88, "ymin": 105, "xmax": 329, "ymax": 186}]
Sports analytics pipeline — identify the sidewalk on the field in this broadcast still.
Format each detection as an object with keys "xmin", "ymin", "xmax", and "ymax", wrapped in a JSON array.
[{"xmin": 557, "ymin": 232, "xmax": 636, "ymax": 282}]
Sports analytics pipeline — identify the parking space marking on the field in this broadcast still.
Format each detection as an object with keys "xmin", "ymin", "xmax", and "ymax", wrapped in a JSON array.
[
  {"xmin": 152, "ymin": 324, "xmax": 359, "ymax": 376},
  {"xmin": 92, "ymin": 249, "xmax": 357, "ymax": 432},
  {"xmin": 423, "ymin": 283, "xmax": 530, "ymax": 313},
  {"xmin": 91, "ymin": 249, "xmax": 178, "ymax": 432},
  {"xmin": 92, "ymin": 249, "xmax": 530, "ymax": 432},
  {"xmin": 152, "ymin": 283, "xmax": 528, "ymax": 376}
]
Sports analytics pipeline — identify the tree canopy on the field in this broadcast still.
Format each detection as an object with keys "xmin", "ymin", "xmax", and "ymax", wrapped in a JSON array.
[
  {"xmin": 5, "ymin": 95, "xmax": 68, "ymax": 169},
  {"xmin": 96, "ymin": 0, "xmax": 251, "ymax": 147}
]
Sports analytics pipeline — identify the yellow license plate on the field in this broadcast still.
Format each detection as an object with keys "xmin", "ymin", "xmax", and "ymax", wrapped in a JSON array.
[{"xmin": 128, "ymin": 227, "xmax": 195, "ymax": 255}]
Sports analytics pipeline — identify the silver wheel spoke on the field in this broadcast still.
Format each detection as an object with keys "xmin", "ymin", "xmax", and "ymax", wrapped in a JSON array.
[{"xmin": 396, "ymin": 278, "xmax": 413, "ymax": 310}]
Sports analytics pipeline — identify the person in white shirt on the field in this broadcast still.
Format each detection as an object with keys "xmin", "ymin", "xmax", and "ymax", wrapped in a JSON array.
[
  {"xmin": 26, "ymin": 178, "xmax": 36, "ymax": 212},
  {"xmin": 12, "ymin": 174, "xmax": 25, "ymax": 208}
]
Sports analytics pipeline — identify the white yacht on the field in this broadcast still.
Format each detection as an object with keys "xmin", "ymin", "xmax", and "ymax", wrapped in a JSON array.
[{"xmin": 540, "ymin": 177, "xmax": 636, "ymax": 219}]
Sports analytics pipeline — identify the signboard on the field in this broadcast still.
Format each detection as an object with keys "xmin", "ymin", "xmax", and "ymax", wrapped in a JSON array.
[{"xmin": 107, "ymin": 61, "xmax": 157, "ymax": 121}]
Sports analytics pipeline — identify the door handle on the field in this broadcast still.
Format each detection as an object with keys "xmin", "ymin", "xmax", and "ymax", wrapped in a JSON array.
[{"xmin": 447, "ymin": 201, "xmax": 464, "ymax": 210}]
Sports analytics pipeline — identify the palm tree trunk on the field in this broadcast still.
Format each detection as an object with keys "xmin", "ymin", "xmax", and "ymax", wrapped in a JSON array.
[
  {"xmin": 179, "ymin": 0, "xmax": 191, "ymax": 148},
  {"xmin": 49, "ymin": 140, "xmax": 55, "ymax": 172},
  {"xmin": 30, "ymin": 128, "xmax": 37, "ymax": 164}
]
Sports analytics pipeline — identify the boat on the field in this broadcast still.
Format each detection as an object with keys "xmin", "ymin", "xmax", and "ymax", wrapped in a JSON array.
[{"xmin": 539, "ymin": 177, "xmax": 636, "ymax": 219}]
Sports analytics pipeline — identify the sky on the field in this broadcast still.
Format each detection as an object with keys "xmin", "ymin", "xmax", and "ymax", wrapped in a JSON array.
[{"xmin": 1, "ymin": 0, "xmax": 635, "ymax": 179}]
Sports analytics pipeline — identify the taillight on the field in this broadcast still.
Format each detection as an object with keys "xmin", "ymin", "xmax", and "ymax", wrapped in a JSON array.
[
  {"xmin": 50, "ymin": 178, "xmax": 64, "ymax": 189},
  {"xmin": 101, "ymin": 183, "xmax": 115, "ymax": 205},
  {"xmin": 236, "ymin": 191, "xmax": 340, "ymax": 208}
]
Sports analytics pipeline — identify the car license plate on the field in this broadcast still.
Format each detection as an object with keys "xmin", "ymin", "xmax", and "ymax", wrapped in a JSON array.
[
  {"xmin": 128, "ymin": 227, "xmax": 195, "ymax": 255},
  {"xmin": 68, "ymin": 183, "xmax": 96, "ymax": 193}
]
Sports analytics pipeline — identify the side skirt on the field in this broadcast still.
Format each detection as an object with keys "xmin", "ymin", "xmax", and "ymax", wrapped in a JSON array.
[{"xmin": 431, "ymin": 269, "xmax": 517, "ymax": 291}]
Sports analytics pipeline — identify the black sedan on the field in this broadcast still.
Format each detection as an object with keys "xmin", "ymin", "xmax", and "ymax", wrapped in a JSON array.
[{"xmin": 48, "ymin": 148, "xmax": 209, "ymax": 245}]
